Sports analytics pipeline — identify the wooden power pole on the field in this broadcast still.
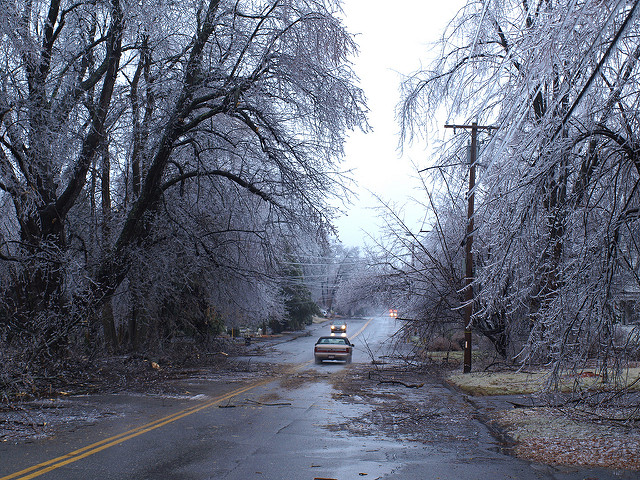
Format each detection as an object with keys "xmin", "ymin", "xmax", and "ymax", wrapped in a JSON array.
[{"xmin": 445, "ymin": 122, "xmax": 496, "ymax": 373}]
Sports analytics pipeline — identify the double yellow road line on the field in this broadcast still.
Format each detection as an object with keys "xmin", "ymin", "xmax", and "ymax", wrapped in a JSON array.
[
  {"xmin": 1, "ymin": 378, "xmax": 274, "ymax": 480},
  {"xmin": 2, "ymin": 317, "xmax": 373, "ymax": 480}
]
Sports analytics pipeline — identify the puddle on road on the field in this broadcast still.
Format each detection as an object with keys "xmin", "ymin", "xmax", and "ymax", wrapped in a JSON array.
[{"xmin": 0, "ymin": 398, "xmax": 122, "ymax": 443}]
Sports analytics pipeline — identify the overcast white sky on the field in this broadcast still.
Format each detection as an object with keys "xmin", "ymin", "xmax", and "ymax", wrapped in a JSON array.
[{"xmin": 334, "ymin": 0, "xmax": 465, "ymax": 248}]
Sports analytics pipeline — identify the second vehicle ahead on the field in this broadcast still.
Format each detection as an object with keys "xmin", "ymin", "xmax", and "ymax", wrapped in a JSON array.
[{"xmin": 330, "ymin": 321, "xmax": 347, "ymax": 335}]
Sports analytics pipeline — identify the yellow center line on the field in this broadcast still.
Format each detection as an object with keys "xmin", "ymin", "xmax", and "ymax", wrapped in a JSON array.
[
  {"xmin": 349, "ymin": 317, "xmax": 372, "ymax": 340},
  {"xmin": 2, "ymin": 318, "xmax": 373, "ymax": 480},
  {"xmin": 1, "ymin": 378, "xmax": 276, "ymax": 480}
]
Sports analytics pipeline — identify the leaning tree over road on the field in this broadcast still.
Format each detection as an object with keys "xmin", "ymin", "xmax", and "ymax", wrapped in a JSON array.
[
  {"xmin": 0, "ymin": 0, "xmax": 366, "ymax": 356},
  {"xmin": 400, "ymin": 0, "xmax": 640, "ymax": 373}
]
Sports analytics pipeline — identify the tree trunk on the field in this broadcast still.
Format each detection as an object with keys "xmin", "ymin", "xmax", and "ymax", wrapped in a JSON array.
[
  {"xmin": 101, "ymin": 142, "xmax": 118, "ymax": 351},
  {"xmin": 101, "ymin": 300, "xmax": 117, "ymax": 352}
]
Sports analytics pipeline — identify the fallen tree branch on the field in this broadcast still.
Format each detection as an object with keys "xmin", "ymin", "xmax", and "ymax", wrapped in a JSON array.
[
  {"xmin": 506, "ymin": 400, "xmax": 536, "ymax": 408},
  {"xmin": 377, "ymin": 379, "xmax": 424, "ymax": 388}
]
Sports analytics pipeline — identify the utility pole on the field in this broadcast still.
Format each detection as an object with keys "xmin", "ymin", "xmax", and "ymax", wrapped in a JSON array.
[{"xmin": 445, "ymin": 122, "xmax": 496, "ymax": 373}]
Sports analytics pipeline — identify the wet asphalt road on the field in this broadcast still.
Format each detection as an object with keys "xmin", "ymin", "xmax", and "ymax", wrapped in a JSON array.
[{"xmin": 0, "ymin": 316, "xmax": 636, "ymax": 480}]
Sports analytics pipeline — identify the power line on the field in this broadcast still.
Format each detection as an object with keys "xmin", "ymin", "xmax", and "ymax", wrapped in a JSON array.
[
  {"xmin": 466, "ymin": 0, "xmax": 627, "ymax": 179},
  {"xmin": 448, "ymin": 0, "xmax": 493, "ymax": 122},
  {"xmin": 549, "ymin": 0, "xmax": 640, "ymax": 145}
]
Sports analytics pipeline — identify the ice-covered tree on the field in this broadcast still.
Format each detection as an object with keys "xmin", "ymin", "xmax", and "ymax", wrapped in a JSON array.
[
  {"xmin": 400, "ymin": 0, "xmax": 640, "ymax": 373},
  {"xmin": 0, "ymin": 0, "xmax": 366, "ymax": 355}
]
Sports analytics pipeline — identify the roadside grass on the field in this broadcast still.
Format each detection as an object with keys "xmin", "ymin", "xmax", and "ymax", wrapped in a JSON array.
[
  {"xmin": 444, "ymin": 360, "xmax": 640, "ymax": 471},
  {"xmin": 496, "ymin": 407, "xmax": 640, "ymax": 470},
  {"xmin": 448, "ymin": 370, "xmax": 547, "ymax": 395},
  {"xmin": 448, "ymin": 366, "xmax": 640, "ymax": 396}
]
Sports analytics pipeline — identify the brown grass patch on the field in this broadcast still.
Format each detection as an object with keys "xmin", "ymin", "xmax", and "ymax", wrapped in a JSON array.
[
  {"xmin": 448, "ymin": 367, "xmax": 640, "ymax": 396},
  {"xmin": 494, "ymin": 407, "xmax": 640, "ymax": 470}
]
